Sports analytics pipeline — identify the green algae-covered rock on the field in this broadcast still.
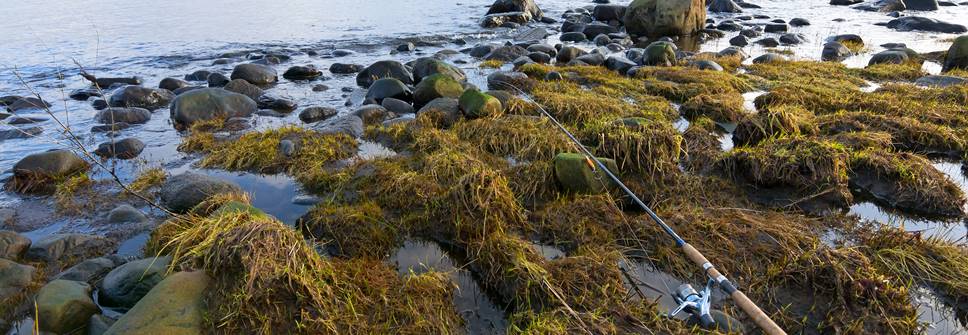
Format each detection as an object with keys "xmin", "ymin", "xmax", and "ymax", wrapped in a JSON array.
[
  {"xmin": 211, "ymin": 201, "xmax": 270, "ymax": 219},
  {"xmin": 623, "ymin": 0, "xmax": 706, "ymax": 37},
  {"xmin": 458, "ymin": 89, "xmax": 503, "ymax": 119},
  {"xmin": 943, "ymin": 35, "xmax": 968, "ymax": 72},
  {"xmin": 414, "ymin": 74, "xmax": 465, "ymax": 106},
  {"xmin": 35, "ymin": 279, "xmax": 99, "ymax": 334},
  {"xmin": 104, "ymin": 271, "xmax": 210, "ymax": 335},
  {"xmin": 642, "ymin": 41, "xmax": 677, "ymax": 67},
  {"xmin": 553, "ymin": 153, "xmax": 620, "ymax": 194}
]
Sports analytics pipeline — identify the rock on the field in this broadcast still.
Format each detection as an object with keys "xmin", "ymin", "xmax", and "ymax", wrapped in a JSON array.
[
  {"xmin": 108, "ymin": 86, "xmax": 174, "ymax": 110},
  {"xmin": 593, "ymin": 4, "xmax": 627, "ymax": 21},
  {"xmin": 642, "ymin": 41, "xmax": 677, "ymax": 66},
  {"xmin": 485, "ymin": 45, "xmax": 529, "ymax": 62},
  {"xmin": 943, "ymin": 35, "xmax": 968, "ymax": 72},
  {"xmin": 556, "ymin": 46, "xmax": 587, "ymax": 63},
  {"xmin": 223, "ymin": 79, "xmax": 264, "ymax": 100},
  {"xmin": 26, "ymin": 234, "xmax": 114, "ymax": 264},
  {"xmin": 623, "ymin": 0, "xmax": 706, "ymax": 37},
  {"xmin": 356, "ymin": 60, "xmax": 414, "ymax": 88},
  {"xmin": 89, "ymin": 314, "xmax": 116, "ymax": 335},
  {"xmin": 99, "ymin": 257, "xmax": 171, "ymax": 309},
  {"xmin": 5, "ymin": 97, "xmax": 50, "ymax": 112},
  {"xmin": 717, "ymin": 21, "xmax": 743, "ymax": 31},
  {"xmin": 0, "ymin": 231, "xmax": 30, "ymax": 260},
  {"xmin": 5, "ymin": 116, "xmax": 46, "ymax": 125},
  {"xmin": 868, "ymin": 50, "xmax": 910, "ymax": 65},
  {"xmin": 159, "ymin": 173, "xmax": 243, "ymax": 214},
  {"xmin": 528, "ymin": 51, "xmax": 553, "ymax": 63},
  {"xmin": 915, "ymin": 75, "xmax": 968, "ymax": 87},
  {"xmin": 830, "ymin": 0, "xmax": 862, "ymax": 5},
  {"xmin": 690, "ymin": 60, "xmax": 724, "ymax": 71},
  {"xmin": 381, "ymin": 98, "xmax": 414, "ymax": 114},
  {"xmin": 256, "ymin": 96, "xmax": 298, "ymax": 112},
  {"xmin": 764, "ymin": 23, "xmax": 789, "ymax": 33},
  {"xmin": 856, "ymin": 0, "xmax": 907, "ymax": 11},
  {"xmin": 593, "ymin": 34, "xmax": 612, "ymax": 46},
  {"xmin": 822, "ymin": 42, "xmax": 852, "ymax": 62},
  {"xmin": 583, "ymin": 22, "xmax": 619, "ymax": 38},
  {"xmin": 365, "ymin": 78, "xmax": 412, "ymax": 104},
  {"xmin": 69, "ymin": 89, "xmax": 101, "ymax": 101},
  {"xmin": 708, "ymin": 0, "xmax": 743, "ymax": 13},
  {"xmin": 412, "ymin": 58, "xmax": 466, "ymax": 83},
  {"xmin": 52, "ymin": 257, "xmax": 116, "ymax": 282},
  {"xmin": 481, "ymin": 12, "xmax": 533, "ymax": 28},
  {"xmin": 173, "ymin": 86, "xmax": 203, "ymax": 95},
  {"xmin": 486, "ymin": 71, "xmax": 532, "ymax": 91},
  {"xmin": 353, "ymin": 105, "xmax": 395, "ymax": 125},
  {"xmin": 169, "ymin": 88, "xmax": 258, "ymax": 128},
  {"xmin": 283, "ymin": 65, "xmax": 322, "ymax": 80},
  {"xmin": 206, "ymin": 73, "xmax": 230, "ymax": 87},
  {"xmin": 417, "ymin": 97, "xmax": 461, "ymax": 127},
  {"xmin": 413, "ymin": 74, "xmax": 464, "ymax": 106},
  {"xmin": 553, "ymin": 153, "xmax": 619, "ymax": 194},
  {"xmin": 886, "ymin": 17, "xmax": 967, "ymax": 33},
  {"xmin": 730, "ymin": 35, "xmax": 750, "ymax": 47},
  {"xmin": 487, "ymin": 0, "xmax": 543, "ymax": 19},
  {"xmin": 298, "ymin": 106, "xmax": 338, "ymax": 123},
  {"xmin": 230, "ymin": 63, "xmax": 278, "ymax": 85},
  {"xmin": 605, "ymin": 56, "xmax": 637, "ymax": 74},
  {"xmin": 330, "ymin": 63, "xmax": 364, "ymax": 74},
  {"xmin": 753, "ymin": 53, "xmax": 787, "ymax": 64},
  {"xmin": 91, "ymin": 123, "xmax": 130, "ymax": 133},
  {"xmin": 312, "ymin": 115, "xmax": 364, "ymax": 138},
  {"xmin": 0, "ymin": 208, "xmax": 13, "ymax": 227},
  {"xmin": 94, "ymin": 138, "xmax": 145, "ymax": 160},
  {"xmin": 312, "ymin": 84, "xmax": 330, "ymax": 92},
  {"xmin": 183, "ymin": 70, "xmax": 212, "ymax": 82},
  {"xmin": 831, "ymin": 34, "xmax": 864, "ymax": 46},
  {"xmin": 8, "ymin": 150, "xmax": 88, "ymax": 194},
  {"xmin": 35, "ymin": 280, "xmax": 99, "ymax": 334},
  {"xmin": 576, "ymin": 52, "xmax": 606, "ymax": 66},
  {"xmin": 0, "ymin": 126, "xmax": 41, "ymax": 141},
  {"xmin": 906, "ymin": 0, "xmax": 940, "ymax": 10},
  {"xmin": 790, "ymin": 18, "xmax": 811, "ymax": 26},
  {"xmin": 0, "ymin": 258, "xmax": 35, "ymax": 300},
  {"xmin": 103, "ymin": 271, "xmax": 209, "ymax": 335},
  {"xmin": 159, "ymin": 78, "xmax": 190, "ymax": 91},
  {"xmin": 779, "ymin": 33, "xmax": 807, "ymax": 45},
  {"xmin": 107, "ymin": 204, "xmax": 147, "ymax": 224},
  {"xmin": 80, "ymin": 73, "xmax": 144, "ymax": 88},
  {"xmin": 718, "ymin": 46, "xmax": 749, "ymax": 59},
  {"xmin": 469, "ymin": 44, "xmax": 500, "ymax": 58},
  {"xmin": 459, "ymin": 89, "xmax": 503, "ymax": 119},
  {"xmin": 740, "ymin": 28, "xmax": 762, "ymax": 38}
]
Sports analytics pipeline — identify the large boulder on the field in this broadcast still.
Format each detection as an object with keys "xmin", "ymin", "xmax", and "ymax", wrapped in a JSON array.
[
  {"xmin": 0, "ymin": 231, "xmax": 30, "ymax": 260},
  {"xmin": 486, "ymin": 0, "xmax": 543, "ymax": 19},
  {"xmin": 356, "ymin": 60, "xmax": 414, "ymax": 88},
  {"xmin": 99, "ymin": 256, "xmax": 171, "ymax": 309},
  {"xmin": 8, "ymin": 149, "xmax": 88, "ymax": 194},
  {"xmin": 553, "ymin": 153, "xmax": 619, "ymax": 194},
  {"xmin": 230, "ymin": 63, "xmax": 278, "ymax": 85},
  {"xmin": 96, "ymin": 107, "xmax": 152, "ymax": 124},
  {"xmin": 886, "ymin": 16, "xmax": 967, "ymax": 34},
  {"xmin": 943, "ymin": 35, "xmax": 968, "ymax": 72},
  {"xmin": 103, "ymin": 271, "xmax": 210, "ymax": 335},
  {"xmin": 413, "ymin": 74, "xmax": 464, "ymax": 106},
  {"xmin": 94, "ymin": 138, "xmax": 146, "ymax": 160},
  {"xmin": 159, "ymin": 173, "xmax": 243, "ymax": 213},
  {"xmin": 0, "ymin": 258, "xmax": 35, "ymax": 300},
  {"xmin": 169, "ymin": 88, "xmax": 258, "ymax": 128},
  {"xmin": 412, "ymin": 58, "xmax": 466, "ymax": 83},
  {"xmin": 623, "ymin": 0, "xmax": 706, "ymax": 37},
  {"xmin": 25, "ymin": 234, "xmax": 115, "ymax": 264},
  {"xmin": 365, "ymin": 78, "xmax": 412, "ymax": 103},
  {"xmin": 34, "ymin": 280, "xmax": 99, "ymax": 334},
  {"xmin": 108, "ymin": 85, "xmax": 174, "ymax": 110},
  {"xmin": 593, "ymin": 4, "xmax": 628, "ymax": 21},
  {"xmin": 459, "ymin": 89, "xmax": 503, "ymax": 119}
]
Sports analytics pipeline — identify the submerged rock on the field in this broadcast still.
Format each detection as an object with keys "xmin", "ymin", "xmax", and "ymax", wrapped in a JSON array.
[
  {"xmin": 914, "ymin": 75, "xmax": 968, "ymax": 87},
  {"xmin": 0, "ymin": 126, "xmax": 42, "ymax": 141},
  {"xmin": 35, "ymin": 280, "xmax": 99, "ymax": 334},
  {"xmin": 159, "ymin": 173, "xmax": 243, "ymax": 214},
  {"xmin": 169, "ymin": 88, "xmax": 258, "ymax": 129},
  {"xmin": 5, "ymin": 97, "xmax": 50, "ymax": 112},
  {"xmin": 103, "ymin": 271, "xmax": 210, "ymax": 335},
  {"xmin": 623, "ymin": 0, "xmax": 706, "ymax": 37}
]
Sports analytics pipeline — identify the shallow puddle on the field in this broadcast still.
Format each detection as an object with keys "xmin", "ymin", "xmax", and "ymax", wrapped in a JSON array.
[
  {"xmin": 390, "ymin": 240, "xmax": 509, "ymax": 334},
  {"xmin": 913, "ymin": 286, "xmax": 968, "ymax": 335}
]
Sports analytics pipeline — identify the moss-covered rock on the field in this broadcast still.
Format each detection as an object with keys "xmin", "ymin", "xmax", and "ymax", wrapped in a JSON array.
[
  {"xmin": 104, "ymin": 271, "xmax": 210, "ymax": 335},
  {"xmin": 458, "ymin": 89, "xmax": 503, "ymax": 119},
  {"xmin": 35, "ymin": 279, "xmax": 99, "ymax": 334},
  {"xmin": 623, "ymin": 0, "xmax": 706, "ymax": 37},
  {"xmin": 943, "ymin": 35, "xmax": 968, "ymax": 72},
  {"xmin": 413, "ymin": 74, "xmax": 464, "ymax": 106},
  {"xmin": 553, "ymin": 153, "xmax": 619, "ymax": 194},
  {"xmin": 642, "ymin": 41, "xmax": 677, "ymax": 66}
]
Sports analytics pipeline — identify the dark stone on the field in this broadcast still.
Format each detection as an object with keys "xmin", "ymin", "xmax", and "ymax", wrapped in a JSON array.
[
  {"xmin": 298, "ymin": 107, "xmax": 338, "ymax": 123},
  {"xmin": 560, "ymin": 32, "xmax": 588, "ymax": 42},
  {"xmin": 169, "ymin": 88, "xmax": 258, "ymax": 129},
  {"xmin": 755, "ymin": 37, "xmax": 780, "ymax": 47},
  {"xmin": 356, "ymin": 60, "xmax": 414, "ymax": 88},
  {"xmin": 108, "ymin": 85, "xmax": 174, "ymax": 110},
  {"xmin": 96, "ymin": 107, "xmax": 151, "ymax": 125},
  {"xmin": 283, "ymin": 65, "xmax": 323, "ymax": 80},
  {"xmin": 207, "ymin": 73, "xmax": 230, "ymax": 87},
  {"xmin": 822, "ymin": 42, "xmax": 852, "ymax": 62},
  {"xmin": 230, "ymin": 63, "xmax": 278, "ymax": 85},
  {"xmin": 779, "ymin": 33, "xmax": 807, "ymax": 45},
  {"xmin": 484, "ymin": 45, "xmax": 529, "ymax": 62},
  {"xmin": 329, "ymin": 63, "xmax": 365, "ymax": 74},
  {"xmin": 764, "ymin": 23, "xmax": 789, "ymax": 33},
  {"xmin": 868, "ymin": 50, "xmax": 910, "ymax": 65},
  {"xmin": 223, "ymin": 79, "xmax": 264, "ymax": 100},
  {"xmin": 159, "ymin": 173, "xmax": 243, "ymax": 214},
  {"xmin": 0, "ymin": 126, "xmax": 42, "ymax": 140},
  {"xmin": 365, "ymin": 78, "xmax": 412, "ymax": 103},
  {"xmin": 709, "ymin": 0, "xmax": 743, "ymax": 12},
  {"xmin": 159, "ymin": 78, "xmax": 190, "ymax": 91},
  {"xmin": 729, "ymin": 35, "xmax": 750, "ymax": 47},
  {"xmin": 752, "ymin": 53, "xmax": 787, "ymax": 64},
  {"xmin": 94, "ymin": 138, "xmax": 145, "ymax": 159},
  {"xmin": 886, "ymin": 16, "xmax": 967, "ymax": 33}
]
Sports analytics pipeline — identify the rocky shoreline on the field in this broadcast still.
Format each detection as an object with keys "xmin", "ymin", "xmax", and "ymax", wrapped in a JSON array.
[{"xmin": 2, "ymin": 0, "xmax": 968, "ymax": 334}]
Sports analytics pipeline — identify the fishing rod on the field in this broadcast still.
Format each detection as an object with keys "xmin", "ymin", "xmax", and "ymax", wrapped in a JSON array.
[{"xmin": 496, "ymin": 81, "xmax": 787, "ymax": 335}]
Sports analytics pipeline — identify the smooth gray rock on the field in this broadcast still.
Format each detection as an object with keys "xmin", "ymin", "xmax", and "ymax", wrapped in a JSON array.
[
  {"xmin": 159, "ymin": 173, "xmax": 243, "ymax": 214},
  {"xmin": 230, "ymin": 63, "xmax": 278, "ymax": 85},
  {"xmin": 169, "ymin": 88, "xmax": 258, "ymax": 128},
  {"xmin": 98, "ymin": 256, "xmax": 171, "ymax": 309}
]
